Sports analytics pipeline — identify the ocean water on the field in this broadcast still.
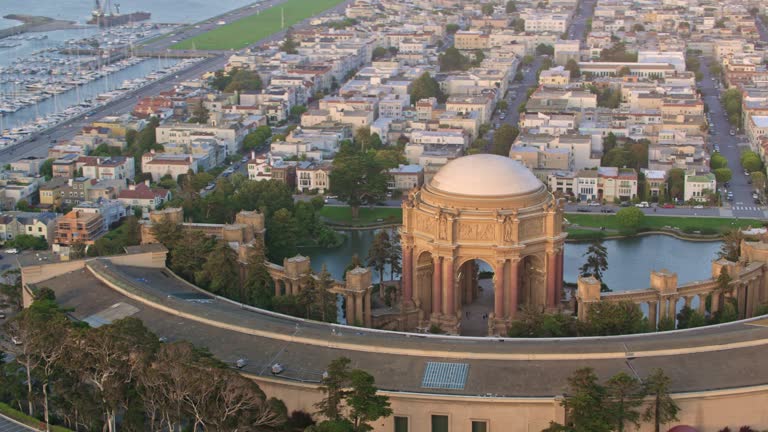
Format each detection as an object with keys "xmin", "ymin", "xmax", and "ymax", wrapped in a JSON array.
[
  {"xmin": 0, "ymin": 0, "xmax": 259, "ymax": 29},
  {"xmin": 0, "ymin": 0, "xmax": 258, "ymax": 66}
]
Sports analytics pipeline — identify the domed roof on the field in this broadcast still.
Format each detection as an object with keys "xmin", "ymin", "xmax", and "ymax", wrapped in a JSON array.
[{"xmin": 429, "ymin": 154, "xmax": 543, "ymax": 197}]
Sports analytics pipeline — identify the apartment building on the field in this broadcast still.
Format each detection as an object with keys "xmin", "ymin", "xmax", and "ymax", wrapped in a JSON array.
[
  {"xmin": 55, "ymin": 210, "xmax": 106, "ymax": 245},
  {"xmin": 141, "ymin": 152, "xmax": 199, "ymax": 181}
]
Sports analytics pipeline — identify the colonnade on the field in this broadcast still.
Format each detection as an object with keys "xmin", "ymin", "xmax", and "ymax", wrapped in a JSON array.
[
  {"xmin": 578, "ymin": 263, "xmax": 768, "ymax": 328},
  {"xmin": 402, "ymin": 244, "xmax": 565, "ymax": 333}
]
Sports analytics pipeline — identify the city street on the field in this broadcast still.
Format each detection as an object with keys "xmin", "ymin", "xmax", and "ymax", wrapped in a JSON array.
[
  {"xmin": 489, "ymin": 0, "xmax": 595, "ymax": 139},
  {"xmin": 699, "ymin": 57, "xmax": 765, "ymax": 219}
]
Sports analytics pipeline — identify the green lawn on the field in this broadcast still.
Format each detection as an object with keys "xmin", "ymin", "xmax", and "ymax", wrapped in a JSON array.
[
  {"xmin": 565, "ymin": 213, "xmax": 764, "ymax": 235},
  {"xmin": 565, "ymin": 228, "xmax": 607, "ymax": 241},
  {"xmin": 0, "ymin": 403, "xmax": 73, "ymax": 432},
  {"xmin": 171, "ymin": 0, "xmax": 346, "ymax": 50},
  {"xmin": 320, "ymin": 206, "xmax": 403, "ymax": 226}
]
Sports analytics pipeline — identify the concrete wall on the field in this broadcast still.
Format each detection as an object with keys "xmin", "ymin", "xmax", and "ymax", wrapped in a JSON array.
[
  {"xmin": 253, "ymin": 374, "xmax": 768, "ymax": 432},
  {"xmin": 105, "ymin": 251, "xmax": 167, "ymax": 268},
  {"xmin": 22, "ymin": 259, "xmax": 86, "ymax": 286}
]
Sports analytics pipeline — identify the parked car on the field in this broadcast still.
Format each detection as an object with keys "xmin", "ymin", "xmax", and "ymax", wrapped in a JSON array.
[
  {"xmin": 588, "ymin": 201, "xmax": 601, "ymax": 206},
  {"xmin": 600, "ymin": 208, "xmax": 614, "ymax": 213},
  {"xmin": 620, "ymin": 201, "xmax": 631, "ymax": 207},
  {"xmin": 662, "ymin": 203, "xmax": 675, "ymax": 208},
  {"xmin": 635, "ymin": 201, "xmax": 650, "ymax": 208},
  {"xmin": 576, "ymin": 208, "xmax": 591, "ymax": 212},
  {"xmin": 693, "ymin": 205, "xmax": 704, "ymax": 209},
  {"xmin": 4, "ymin": 248, "xmax": 18, "ymax": 254}
]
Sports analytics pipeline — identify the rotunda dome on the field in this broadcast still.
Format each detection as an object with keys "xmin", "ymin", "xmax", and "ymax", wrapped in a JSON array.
[{"xmin": 428, "ymin": 154, "xmax": 543, "ymax": 197}]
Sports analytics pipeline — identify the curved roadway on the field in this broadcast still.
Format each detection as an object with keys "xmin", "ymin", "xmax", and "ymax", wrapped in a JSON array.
[{"xmin": 38, "ymin": 259, "xmax": 768, "ymax": 397}]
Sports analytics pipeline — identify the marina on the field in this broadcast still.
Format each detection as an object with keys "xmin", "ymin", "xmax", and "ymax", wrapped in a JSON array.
[
  {"xmin": 0, "ymin": 13, "xmax": 198, "ymax": 150},
  {"xmin": 0, "ymin": 57, "xmax": 198, "ymax": 149}
]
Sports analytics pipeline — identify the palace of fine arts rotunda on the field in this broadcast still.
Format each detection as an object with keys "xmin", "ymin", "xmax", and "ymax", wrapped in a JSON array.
[{"xmin": 399, "ymin": 154, "xmax": 567, "ymax": 335}]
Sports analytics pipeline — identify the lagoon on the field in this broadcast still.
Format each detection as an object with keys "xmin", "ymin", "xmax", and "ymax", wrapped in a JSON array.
[{"xmin": 303, "ymin": 231, "xmax": 723, "ymax": 292}]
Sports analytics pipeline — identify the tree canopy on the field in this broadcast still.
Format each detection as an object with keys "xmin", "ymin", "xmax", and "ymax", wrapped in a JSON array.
[{"xmin": 410, "ymin": 72, "xmax": 445, "ymax": 105}]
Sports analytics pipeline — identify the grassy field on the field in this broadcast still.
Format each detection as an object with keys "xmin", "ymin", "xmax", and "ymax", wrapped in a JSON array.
[
  {"xmin": 0, "ymin": 402, "xmax": 73, "ymax": 432},
  {"xmin": 171, "ymin": 0, "xmax": 346, "ymax": 50},
  {"xmin": 320, "ymin": 206, "xmax": 403, "ymax": 226},
  {"xmin": 565, "ymin": 213, "xmax": 764, "ymax": 234}
]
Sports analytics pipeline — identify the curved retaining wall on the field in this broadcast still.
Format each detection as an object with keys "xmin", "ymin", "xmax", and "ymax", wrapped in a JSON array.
[{"xmin": 77, "ymin": 260, "xmax": 768, "ymax": 431}]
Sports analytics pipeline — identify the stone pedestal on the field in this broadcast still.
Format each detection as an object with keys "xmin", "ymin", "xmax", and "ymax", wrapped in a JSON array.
[{"xmin": 576, "ymin": 276, "xmax": 601, "ymax": 321}]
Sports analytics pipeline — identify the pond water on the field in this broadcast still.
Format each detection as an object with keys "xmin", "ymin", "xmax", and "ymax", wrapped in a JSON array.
[{"xmin": 302, "ymin": 230, "xmax": 723, "ymax": 292}]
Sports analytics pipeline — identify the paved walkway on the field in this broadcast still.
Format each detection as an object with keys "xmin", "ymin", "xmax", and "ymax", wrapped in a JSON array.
[
  {"xmin": 0, "ymin": 414, "xmax": 37, "ymax": 432},
  {"xmin": 460, "ymin": 279, "xmax": 494, "ymax": 336}
]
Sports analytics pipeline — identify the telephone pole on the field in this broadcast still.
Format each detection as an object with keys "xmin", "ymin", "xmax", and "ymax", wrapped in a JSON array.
[{"xmin": 281, "ymin": 8, "xmax": 285, "ymax": 29}]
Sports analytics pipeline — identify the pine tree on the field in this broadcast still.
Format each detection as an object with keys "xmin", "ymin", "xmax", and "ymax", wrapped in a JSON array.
[
  {"xmin": 605, "ymin": 372, "xmax": 644, "ymax": 432},
  {"xmin": 367, "ymin": 231, "xmax": 391, "ymax": 297},
  {"xmin": 579, "ymin": 240, "xmax": 608, "ymax": 282},
  {"xmin": 642, "ymin": 369, "xmax": 679, "ymax": 432},
  {"xmin": 316, "ymin": 264, "xmax": 337, "ymax": 323},
  {"xmin": 315, "ymin": 357, "xmax": 352, "ymax": 421},
  {"xmin": 387, "ymin": 227, "xmax": 402, "ymax": 281}
]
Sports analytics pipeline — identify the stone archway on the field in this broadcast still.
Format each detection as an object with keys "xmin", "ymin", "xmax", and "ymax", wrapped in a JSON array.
[
  {"xmin": 456, "ymin": 258, "xmax": 496, "ymax": 336},
  {"xmin": 414, "ymin": 251, "xmax": 434, "ymax": 321}
]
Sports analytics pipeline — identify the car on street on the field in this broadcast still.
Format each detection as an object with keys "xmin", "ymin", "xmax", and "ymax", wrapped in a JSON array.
[
  {"xmin": 4, "ymin": 248, "xmax": 18, "ymax": 254},
  {"xmin": 635, "ymin": 201, "xmax": 650, "ymax": 208},
  {"xmin": 730, "ymin": 130, "xmax": 736, "ymax": 136},
  {"xmin": 662, "ymin": 203, "xmax": 675, "ymax": 208},
  {"xmin": 600, "ymin": 208, "xmax": 614, "ymax": 213},
  {"xmin": 693, "ymin": 205, "xmax": 704, "ymax": 209},
  {"xmin": 587, "ymin": 201, "xmax": 601, "ymax": 206}
]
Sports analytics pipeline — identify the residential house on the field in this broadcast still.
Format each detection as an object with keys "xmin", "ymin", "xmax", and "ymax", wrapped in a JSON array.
[
  {"xmin": 684, "ymin": 171, "xmax": 717, "ymax": 202},
  {"xmin": 388, "ymin": 165, "xmax": 424, "ymax": 191},
  {"xmin": 118, "ymin": 183, "xmax": 172, "ymax": 212},
  {"xmin": 296, "ymin": 161, "xmax": 332, "ymax": 193}
]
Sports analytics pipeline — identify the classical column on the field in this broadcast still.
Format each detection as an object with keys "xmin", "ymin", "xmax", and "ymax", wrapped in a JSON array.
[
  {"xmin": 464, "ymin": 266, "xmax": 473, "ymax": 304},
  {"xmin": 443, "ymin": 258, "xmax": 455, "ymax": 316},
  {"xmin": 556, "ymin": 249, "xmax": 564, "ymax": 295},
  {"xmin": 664, "ymin": 297, "xmax": 674, "ymax": 319},
  {"xmin": 711, "ymin": 291, "xmax": 721, "ymax": 314},
  {"xmin": 495, "ymin": 261, "xmax": 505, "ymax": 318},
  {"xmin": 355, "ymin": 293, "xmax": 363, "ymax": 325},
  {"xmin": 698, "ymin": 293, "xmax": 707, "ymax": 315},
  {"xmin": 737, "ymin": 284, "xmax": 747, "ymax": 319},
  {"xmin": 749, "ymin": 279, "xmax": 759, "ymax": 318},
  {"xmin": 507, "ymin": 258, "xmax": 519, "ymax": 319},
  {"xmin": 546, "ymin": 251, "xmax": 557, "ymax": 308},
  {"xmin": 432, "ymin": 256, "xmax": 442, "ymax": 315},
  {"xmin": 273, "ymin": 278, "xmax": 281, "ymax": 297},
  {"xmin": 364, "ymin": 290, "xmax": 372, "ymax": 327},
  {"xmin": 402, "ymin": 246, "xmax": 414, "ymax": 307},
  {"xmin": 648, "ymin": 301, "xmax": 658, "ymax": 328},
  {"xmin": 684, "ymin": 296, "xmax": 692, "ymax": 309},
  {"xmin": 345, "ymin": 294, "xmax": 354, "ymax": 325}
]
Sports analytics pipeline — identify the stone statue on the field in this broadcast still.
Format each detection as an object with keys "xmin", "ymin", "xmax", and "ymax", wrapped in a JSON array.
[
  {"xmin": 438, "ymin": 213, "xmax": 449, "ymax": 240},
  {"xmin": 503, "ymin": 215, "xmax": 514, "ymax": 242}
]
